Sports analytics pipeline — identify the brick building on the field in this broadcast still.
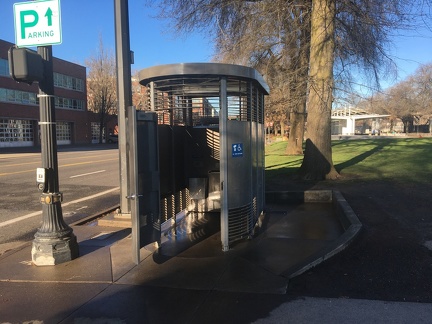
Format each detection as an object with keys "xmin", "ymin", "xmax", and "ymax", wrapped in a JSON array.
[{"xmin": 0, "ymin": 39, "xmax": 116, "ymax": 148}]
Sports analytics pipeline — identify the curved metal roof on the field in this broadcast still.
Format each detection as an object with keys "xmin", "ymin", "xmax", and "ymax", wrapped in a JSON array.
[{"xmin": 138, "ymin": 63, "xmax": 270, "ymax": 94}]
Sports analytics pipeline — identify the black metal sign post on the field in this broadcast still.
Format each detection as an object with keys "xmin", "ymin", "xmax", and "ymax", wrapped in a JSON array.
[{"xmin": 31, "ymin": 45, "xmax": 79, "ymax": 266}]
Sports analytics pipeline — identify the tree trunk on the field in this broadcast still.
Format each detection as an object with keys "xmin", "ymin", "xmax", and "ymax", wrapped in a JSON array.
[
  {"xmin": 280, "ymin": 120, "xmax": 286, "ymax": 138},
  {"xmin": 286, "ymin": 110, "xmax": 305, "ymax": 155},
  {"xmin": 99, "ymin": 103, "xmax": 106, "ymax": 144},
  {"xmin": 299, "ymin": 0, "xmax": 339, "ymax": 180},
  {"xmin": 286, "ymin": 3, "xmax": 310, "ymax": 156}
]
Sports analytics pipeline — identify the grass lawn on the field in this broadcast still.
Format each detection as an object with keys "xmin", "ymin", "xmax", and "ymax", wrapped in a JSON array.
[{"xmin": 265, "ymin": 137, "xmax": 432, "ymax": 185}]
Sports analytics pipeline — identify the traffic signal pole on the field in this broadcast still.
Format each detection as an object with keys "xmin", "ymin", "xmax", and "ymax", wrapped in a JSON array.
[{"xmin": 31, "ymin": 45, "xmax": 79, "ymax": 266}]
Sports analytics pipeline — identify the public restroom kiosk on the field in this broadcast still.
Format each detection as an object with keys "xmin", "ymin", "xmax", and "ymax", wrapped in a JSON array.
[{"xmin": 136, "ymin": 63, "xmax": 269, "ymax": 252}]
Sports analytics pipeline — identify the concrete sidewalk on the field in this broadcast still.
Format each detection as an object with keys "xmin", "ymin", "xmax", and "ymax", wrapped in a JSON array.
[{"xmin": 0, "ymin": 193, "xmax": 430, "ymax": 323}]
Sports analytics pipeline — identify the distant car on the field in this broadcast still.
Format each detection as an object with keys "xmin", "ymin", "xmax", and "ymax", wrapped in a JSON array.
[{"xmin": 107, "ymin": 134, "xmax": 118, "ymax": 143}]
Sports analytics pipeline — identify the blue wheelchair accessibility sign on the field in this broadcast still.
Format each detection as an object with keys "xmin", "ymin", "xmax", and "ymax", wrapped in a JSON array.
[{"xmin": 232, "ymin": 143, "xmax": 243, "ymax": 157}]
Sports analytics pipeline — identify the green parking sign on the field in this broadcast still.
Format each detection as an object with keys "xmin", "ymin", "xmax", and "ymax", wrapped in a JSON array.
[{"xmin": 14, "ymin": 0, "xmax": 62, "ymax": 47}]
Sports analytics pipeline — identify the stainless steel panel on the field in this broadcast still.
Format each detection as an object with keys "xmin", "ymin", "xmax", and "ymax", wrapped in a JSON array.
[{"xmin": 226, "ymin": 120, "xmax": 252, "ymax": 208}]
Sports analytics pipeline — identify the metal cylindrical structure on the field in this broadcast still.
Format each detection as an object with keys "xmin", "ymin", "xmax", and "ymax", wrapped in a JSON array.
[{"xmin": 138, "ymin": 63, "xmax": 269, "ymax": 250}]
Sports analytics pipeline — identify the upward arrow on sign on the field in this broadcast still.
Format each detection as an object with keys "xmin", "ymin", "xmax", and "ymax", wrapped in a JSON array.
[{"xmin": 45, "ymin": 7, "xmax": 53, "ymax": 26}]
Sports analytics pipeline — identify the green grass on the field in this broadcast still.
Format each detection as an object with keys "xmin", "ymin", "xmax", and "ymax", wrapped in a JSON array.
[{"xmin": 265, "ymin": 138, "xmax": 432, "ymax": 184}]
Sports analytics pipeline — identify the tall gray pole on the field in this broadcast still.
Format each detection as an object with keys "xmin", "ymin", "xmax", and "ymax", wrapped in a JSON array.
[
  {"xmin": 114, "ymin": 0, "xmax": 132, "ymax": 215},
  {"xmin": 219, "ymin": 77, "xmax": 229, "ymax": 252},
  {"xmin": 32, "ymin": 45, "xmax": 79, "ymax": 266}
]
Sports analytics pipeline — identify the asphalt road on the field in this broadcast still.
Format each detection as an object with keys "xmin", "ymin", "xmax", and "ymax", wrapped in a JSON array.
[{"xmin": 0, "ymin": 144, "xmax": 120, "ymax": 248}]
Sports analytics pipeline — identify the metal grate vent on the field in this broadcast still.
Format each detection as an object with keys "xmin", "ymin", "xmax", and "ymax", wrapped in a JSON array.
[{"xmin": 228, "ymin": 203, "xmax": 254, "ymax": 244}]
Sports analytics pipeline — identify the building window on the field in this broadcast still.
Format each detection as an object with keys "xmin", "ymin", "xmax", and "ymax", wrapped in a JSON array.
[
  {"xmin": 55, "ymin": 96, "xmax": 84, "ymax": 110},
  {"xmin": 91, "ymin": 122, "xmax": 99, "ymax": 143},
  {"xmin": 54, "ymin": 72, "xmax": 84, "ymax": 92},
  {"xmin": 0, "ymin": 88, "xmax": 83, "ymax": 110},
  {"xmin": 56, "ymin": 122, "xmax": 71, "ymax": 143},
  {"xmin": 0, "ymin": 59, "xmax": 9, "ymax": 77},
  {"xmin": 0, "ymin": 88, "xmax": 4, "ymax": 101},
  {"xmin": 0, "ymin": 88, "xmax": 38, "ymax": 105},
  {"xmin": 0, "ymin": 119, "xmax": 33, "ymax": 144}
]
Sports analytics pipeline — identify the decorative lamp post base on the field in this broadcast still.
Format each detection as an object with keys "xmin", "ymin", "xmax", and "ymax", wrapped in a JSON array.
[{"xmin": 31, "ymin": 234, "xmax": 79, "ymax": 266}]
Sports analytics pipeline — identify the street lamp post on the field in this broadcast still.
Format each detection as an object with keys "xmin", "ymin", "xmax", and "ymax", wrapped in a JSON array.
[{"xmin": 31, "ymin": 45, "xmax": 79, "ymax": 266}]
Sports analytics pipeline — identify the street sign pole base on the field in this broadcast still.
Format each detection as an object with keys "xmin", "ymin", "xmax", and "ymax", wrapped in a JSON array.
[{"xmin": 31, "ymin": 233, "xmax": 79, "ymax": 266}]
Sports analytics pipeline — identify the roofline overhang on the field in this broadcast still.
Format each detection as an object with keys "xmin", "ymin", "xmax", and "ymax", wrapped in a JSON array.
[{"xmin": 138, "ymin": 62, "xmax": 270, "ymax": 95}]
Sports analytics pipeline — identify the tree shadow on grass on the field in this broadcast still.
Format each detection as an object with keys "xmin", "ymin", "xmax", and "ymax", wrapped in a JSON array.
[
  {"xmin": 335, "ymin": 140, "xmax": 389, "ymax": 173},
  {"xmin": 266, "ymin": 158, "xmax": 303, "ymax": 170},
  {"xmin": 266, "ymin": 139, "xmax": 392, "ymax": 188}
]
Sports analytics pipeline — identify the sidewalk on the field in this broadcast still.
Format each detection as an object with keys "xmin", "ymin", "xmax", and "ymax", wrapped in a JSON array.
[{"xmin": 0, "ymin": 192, "xmax": 430, "ymax": 323}]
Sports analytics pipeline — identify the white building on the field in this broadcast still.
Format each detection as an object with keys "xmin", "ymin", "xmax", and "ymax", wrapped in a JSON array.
[{"xmin": 331, "ymin": 107, "xmax": 389, "ymax": 135}]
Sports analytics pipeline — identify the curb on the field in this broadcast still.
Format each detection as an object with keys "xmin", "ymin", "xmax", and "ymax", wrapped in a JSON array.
[
  {"xmin": 265, "ymin": 190, "xmax": 362, "ymax": 279},
  {"xmin": 70, "ymin": 205, "xmax": 120, "ymax": 226}
]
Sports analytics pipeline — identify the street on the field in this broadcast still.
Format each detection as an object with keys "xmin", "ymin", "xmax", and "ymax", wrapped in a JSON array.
[{"xmin": 0, "ymin": 145, "xmax": 120, "ymax": 250}]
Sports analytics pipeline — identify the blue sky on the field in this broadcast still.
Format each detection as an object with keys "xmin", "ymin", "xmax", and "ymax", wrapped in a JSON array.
[
  {"xmin": 1, "ymin": 0, "xmax": 214, "ymax": 71},
  {"xmin": 1, "ymin": 0, "xmax": 431, "ymax": 90}
]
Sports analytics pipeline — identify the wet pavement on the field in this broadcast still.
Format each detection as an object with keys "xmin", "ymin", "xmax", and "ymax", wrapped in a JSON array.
[{"xmin": 1, "ymin": 191, "xmax": 430, "ymax": 323}]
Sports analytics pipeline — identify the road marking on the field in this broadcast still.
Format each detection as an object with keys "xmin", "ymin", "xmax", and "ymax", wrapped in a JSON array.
[
  {"xmin": 0, "ymin": 153, "xmax": 39, "ymax": 160},
  {"xmin": 0, "ymin": 152, "xmax": 117, "ymax": 166},
  {"xmin": 0, "ymin": 210, "xmax": 42, "ymax": 228},
  {"xmin": 70, "ymin": 170, "xmax": 106, "ymax": 178},
  {"xmin": 60, "ymin": 158, "xmax": 118, "ymax": 168},
  {"xmin": 0, "ymin": 187, "xmax": 120, "ymax": 228},
  {"xmin": 0, "ymin": 158, "xmax": 118, "ymax": 177}
]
